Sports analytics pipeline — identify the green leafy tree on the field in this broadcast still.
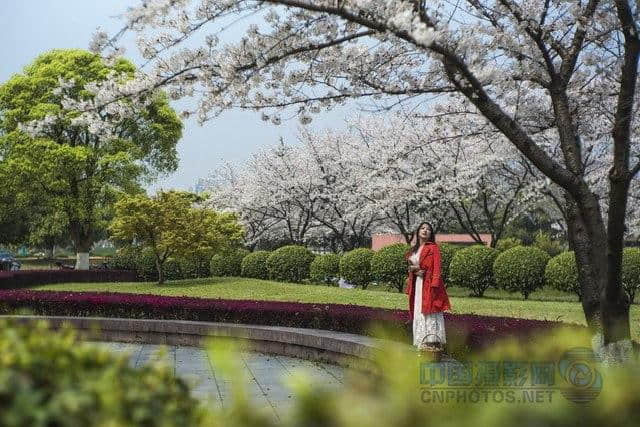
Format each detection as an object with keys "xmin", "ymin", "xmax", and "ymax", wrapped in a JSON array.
[
  {"xmin": 25, "ymin": 205, "xmax": 71, "ymax": 258},
  {"xmin": 109, "ymin": 191, "xmax": 244, "ymax": 284},
  {"xmin": 0, "ymin": 49, "xmax": 182, "ymax": 268}
]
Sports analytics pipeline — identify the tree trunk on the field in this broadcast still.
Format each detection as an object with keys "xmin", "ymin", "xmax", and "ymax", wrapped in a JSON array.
[
  {"xmin": 75, "ymin": 252, "xmax": 90, "ymax": 270},
  {"xmin": 74, "ymin": 240, "xmax": 92, "ymax": 271},
  {"xmin": 70, "ymin": 221, "xmax": 93, "ymax": 270},
  {"xmin": 601, "ymin": 166, "xmax": 633, "ymax": 361},
  {"xmin": 155, "ymin": 257, "xmax": 165, "ymax": 285},
  {"xmin": 566, "ymin": 192, "xmax": 633, "ymax": 364},
  {"xmin": 565, "ymin": 196, "xmax": 602, "ymax": 333}
]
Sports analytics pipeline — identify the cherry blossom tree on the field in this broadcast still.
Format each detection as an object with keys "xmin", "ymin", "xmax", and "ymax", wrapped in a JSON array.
[
  {"xmin": 36, "ymin": 0, "xmax": 640, "ymax": 360},
  {"xmin": 207, "ymin": 143, "xmax": 321, "ymax": 247},
  {"xmin": 298, "ymin": 128, "xmax": 384, "ymax": 250},
  {"xmin": 340, "ymin": 115, "xmax": 452, "ymax": 243},
  {"xmin": 347, "ymin": 110, "xmax": 542, "ymax": 247}
]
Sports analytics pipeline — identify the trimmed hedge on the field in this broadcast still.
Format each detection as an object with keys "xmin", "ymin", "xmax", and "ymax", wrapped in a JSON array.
[
  {"xmin": 309, "ymin": 253, "xmax": 341, "ymax": 285},
  {"xmin": 266, "ymin": 245, "xmax": 315, "ymax": 283},
  {"xmin": 449, "ymin": 245, "xmax": 498, "ymax": 297},
  {"xmin": 533, "ymin": 231, "xmax": 565, "ymax": 257},
  {"xmin": 493, "ymin": 246, "xmax": 551, "ymax": 299},
  {"xmin": 210, "ymin": 248, "xmax": 250, "ymax": 277},
  {"xmin": 339, "ymin": 248, "xmax": 374, "ymax": 289},
  {"xmin": 178, "ymin": 254, "xmax": 213, "ymax": 279},
  {"xmin": 108, "ymin": 247, "xmax": 158, "ymax": 281},
  {"xmin": 439, "ymin": 243, "xmax": 460, "ymax": 284},
  {"xmin": 0, "ymin": 270, "xmax": 136, "ymax": 289},
  {"xmin": 108, "ymin": 247, "xmax": 202, "ymax": 282},
  {"xmin": 495, "ymin": 237, "xmax": 522, "ymax": 253},
  {"xmin": 0, "ymin": 290, "xmax": 586, "ymax": 359},
  {"xmin": 622, "ymin": 247, "xmax": 640, "ymax": 302},
  {"xmin": 0, "ymin": 319, "xmax": 209, "ymax": 426},
  {"xmin": 544, "ymin": 251, "xmax": 580, "ymax": 298},
  {"xmin": 241, "ymin": 250, "xmax": 271, "ymax": 279},
  {"xmin": 371, "ymin": 243, "xmax": 410, "ymax": 292}
]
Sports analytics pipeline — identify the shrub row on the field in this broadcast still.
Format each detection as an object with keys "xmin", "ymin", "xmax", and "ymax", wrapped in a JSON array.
[
  {"xmin": 0, "ymin": 270, "xmax": 136, "ymax": 289},
  {"xmin": 0, "ymin": 290, "xmax": 584, "ymax": 358},
  {"xmin": 544, "ymin": 247, "xmax": 640, "ymax": 301},
  {"xmin": 449, "ymin": 245, "xmax": 640, "ymax": 301},
  {"xmin": 104, "ymin": 242, "xmax": 463, "ymax": 290},
  {"xmin": 108, "ymin": 242, "xmax": 640, "ymax": 301},
  {"xmin": 109, "ymin": 245, "xmax": 317, "ymax": 284},
  {"xmin": 108, "ymin": 247, "xmax": 190, "ymax": 282}
]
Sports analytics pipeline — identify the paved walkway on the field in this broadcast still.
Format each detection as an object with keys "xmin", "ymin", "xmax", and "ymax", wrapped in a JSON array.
[{"xmin": 93, "ymin": 342, "xmax": 346, "ymax": 422}]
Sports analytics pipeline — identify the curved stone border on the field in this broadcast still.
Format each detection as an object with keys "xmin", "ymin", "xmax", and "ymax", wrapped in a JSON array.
[{"xmin": 2, "ymin": 315, "xmax": 410, "ymax": 370}]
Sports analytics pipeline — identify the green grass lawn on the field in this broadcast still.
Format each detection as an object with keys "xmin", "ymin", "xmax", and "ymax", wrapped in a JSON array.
[{"xmin": 32, "ymin": 277, "xmax": 640, "ymax": 341}]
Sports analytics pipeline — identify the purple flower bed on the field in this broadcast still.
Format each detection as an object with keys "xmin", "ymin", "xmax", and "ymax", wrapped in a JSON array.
[
  {"xmin": 442, "ymin": 313, "xmax": 585, "ymax": 355},
  {"xmin": 0, "ymin": 270, "xmax": 137, "ymax": 289},
  {"xmin": 0, "ymin": 290, "xmax": 586, "ymax": 358}
]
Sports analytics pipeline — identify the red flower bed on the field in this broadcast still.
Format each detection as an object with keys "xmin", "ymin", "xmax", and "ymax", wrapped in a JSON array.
[
  {"xmin": 0, "ymin": 290, "xmax": 585, "ymax": 357},
  {"xmin": 0, "ymin": 270, "xmax": 137, "ymax": 289}
]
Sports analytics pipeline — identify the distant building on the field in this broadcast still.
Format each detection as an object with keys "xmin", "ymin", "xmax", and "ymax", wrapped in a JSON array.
[
  {"xmin": 372, "ymin": 233, "xmax": 493, "ymax": 251},
  {"xmin": 193, "ymin": 178, "xmax": 208, "ymax": 195}
]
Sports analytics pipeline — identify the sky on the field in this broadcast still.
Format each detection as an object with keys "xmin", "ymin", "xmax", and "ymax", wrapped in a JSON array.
[{"xmin": 0, "ymin": 0, "xmax": 351, "ymax": 193}]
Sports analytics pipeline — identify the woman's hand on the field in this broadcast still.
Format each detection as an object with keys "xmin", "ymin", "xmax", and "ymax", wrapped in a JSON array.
[
  {"xmin": 408, "ymin": 265, "xmax": 420, "ymax": 273},
  {"xmin": 415, "ymin": 269, "xmax": 425, "ymax": 277}
]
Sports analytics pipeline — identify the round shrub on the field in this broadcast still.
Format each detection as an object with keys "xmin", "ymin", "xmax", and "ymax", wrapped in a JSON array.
[
  {"xmin": 544, "ymin": 251, "xmax": 580, "ymax": 298},
  {"xmin": 448, "ymin": 245, "xmax": 498, "ymax": 297},
  {"xmin": 179, "ymin": 253, "xmax": 213, "ymax": 279},
  {"xmin": 439, "ymin": 243, "xmax": 460, "ymax": 284},
  {"xmin": 0, "ymin": 320, "xmax": 210, "ymax": 426},
  {"xmin": 120, "ymin": 247, "xmax": 157, "ymax": 281},
  {"xmin": 210, "ymin": 248, "xmax": 250, "ymax": 277},
  {"xmin": 371, "ymin": 243, "xmax": 410, "ymax": 292},
  {"xmin": 533, "ymin": 231, "xmax": 564, "ymax": 257},
  {"xmin": 309, "ymin": 253, "xmax": 341, "ymax": 285},
  {"xmin": 266, "ymin": 245, "xmax": 315, "ymax": 283},
  {"xmin": 163, "ymin": 258, "xmax": 183, "ymax": 281},
  {"xmin": 493, "ymin": 246, "xmax": 551, "ymax": 299},
  {"xmin": 339, "ymin": 248, "xmax": 374, "ymax": 289},
  {"xmin": 622, "ymin": 247, "xmax": 640, "ymax": 302},
  {"xmin": 241, "ymin": 250, "xmax": 271, "ymax": 279},
  {"xmin": 108, "ymin": 246, "xmax": 138, "ymax": 271},
  {"xmin": 495, "ymin": 237, "xmax": 522, "ymax": 253}
]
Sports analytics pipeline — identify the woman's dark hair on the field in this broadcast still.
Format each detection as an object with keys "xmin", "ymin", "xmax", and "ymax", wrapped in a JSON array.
[{"xmin": 411, "ymin": 221, "xmax": 436, "ymax": 253}]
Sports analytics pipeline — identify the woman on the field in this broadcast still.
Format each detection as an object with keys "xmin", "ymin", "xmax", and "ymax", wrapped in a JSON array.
[{"xmin": 405, "ymin": 222, "xmax": 451, "ymax": 353}]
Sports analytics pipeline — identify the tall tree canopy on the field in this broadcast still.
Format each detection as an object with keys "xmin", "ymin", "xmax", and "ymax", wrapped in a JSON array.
[{"xmin": 0, "ymin": 49, "xmax": 183, "ymax": 268}]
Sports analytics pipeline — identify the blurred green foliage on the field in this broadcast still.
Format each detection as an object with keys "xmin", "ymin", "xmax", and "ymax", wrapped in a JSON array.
[{"xmin": 0, "ymin": 319, "xmax": 211, "ymax": 426}]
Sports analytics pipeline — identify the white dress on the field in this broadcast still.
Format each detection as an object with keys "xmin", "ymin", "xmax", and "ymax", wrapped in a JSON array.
[{"xmin": 409, "ymin": 246, "xmax": 446, "ymax": 348}]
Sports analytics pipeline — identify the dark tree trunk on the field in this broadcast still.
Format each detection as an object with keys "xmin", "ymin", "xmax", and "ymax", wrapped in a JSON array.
[
  {"xmin": 603, "ymin": 167, "xmax": 633, "ymax": 344},
  {"xmin": 566, "ymin": 187, "xmax": 632, "ymax": 351},
  {"xmin": 46, "ymin": 244, "xmax": 54, "ymax": 259},
  {"xmin": 155, "ymin": 257, "xmax": 165, "ymax": 285},
  {"xmin": 565, "ymin": 196, "xmax": 602, "ymax": 333}
]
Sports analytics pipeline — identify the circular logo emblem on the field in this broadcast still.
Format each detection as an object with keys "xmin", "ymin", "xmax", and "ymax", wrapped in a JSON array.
[{"xmin": 557, "ymin": 347, "xmax": 603, "ymax": 403}]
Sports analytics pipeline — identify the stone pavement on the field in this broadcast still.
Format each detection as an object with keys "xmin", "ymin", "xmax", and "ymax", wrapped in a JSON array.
[{"xmin": 92, "ymin": 342, "xmax": 346, "ymax": 422}]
